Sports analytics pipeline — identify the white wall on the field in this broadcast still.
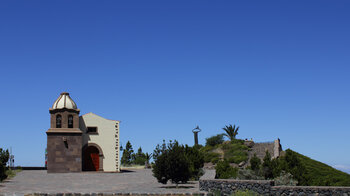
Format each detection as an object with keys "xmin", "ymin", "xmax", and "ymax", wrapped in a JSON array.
[{"xmin": 80, "ymin": 113, "xmax": 120, "ymax": 172}]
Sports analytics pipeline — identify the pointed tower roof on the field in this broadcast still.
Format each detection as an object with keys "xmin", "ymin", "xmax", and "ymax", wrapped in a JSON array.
[{"xmin": 52, "ymin": 92, "xmax": 78, "ymax": 109}]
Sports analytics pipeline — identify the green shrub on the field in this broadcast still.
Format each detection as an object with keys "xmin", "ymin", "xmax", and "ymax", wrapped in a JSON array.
[
  {"xmin": 237, "ymin": 169, "xmax": 264, "ymax": 180},
  {"xmin": 262, "ymin": 151, "xmax": 275, "ymax": 179},
  {"xmin": 280, "ymin": 149, "xmax": 350, "ymax": 186},
  {"xmin": 274, "ymin": 171, "xmax": 298, "ymax": 186},
  {"xmin": 203, "ymin": 152, "xmax": 221, "ymax": 163},
  {"xmin": 205, "ymin": 134, "xmax": 225, "ymax": 147},
  {"xmin": 200, "ymin": 145, "xmax": 214, "ymax": 153},
  {"xmin": 152, "ymin": 141, "xmax": 190, "ymax": 185},
  {"xmin": 211, "ymin": 157, "xmax": 220, "ymax": 164},
  {"xmin": 223, "ymin": 142, "xmax": 248, "ymax": 164},
  {"xmin": 0, "ymin": 148, "xmax": 9, "ymax": 182},
  {"xmin": 215, "ymin": 160, "xmax": 238, "ymax": 179},
  {"xmin": 184, "ymin": 145, "xmax": 205, "ymax": 180},
  {"xmin": 250, "ymin": 153, "xmax": 261, "ymax": 171}
]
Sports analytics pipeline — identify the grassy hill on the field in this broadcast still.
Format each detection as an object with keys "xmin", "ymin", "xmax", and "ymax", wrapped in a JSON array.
[
  {"xmin": 199, "ymin": 136, "xmax": 350, "ymax": 186},
  {"xmin": 200, "ymin": 139, "xmax": 249, "ymax": 165},
  {"xmin": 291, "ymin": 150, "xmax": 350, "ymax": 186}
]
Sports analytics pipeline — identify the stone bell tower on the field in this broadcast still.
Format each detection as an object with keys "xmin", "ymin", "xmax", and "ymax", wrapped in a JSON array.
[{"xmin": 46, "ymin": 92, "xmax": 82, "ymax": 173}]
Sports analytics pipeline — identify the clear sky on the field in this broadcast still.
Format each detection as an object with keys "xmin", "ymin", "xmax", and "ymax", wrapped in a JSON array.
[{"xmin": 0, "ymin": 1, "xmax": 349, "ymax": 173}]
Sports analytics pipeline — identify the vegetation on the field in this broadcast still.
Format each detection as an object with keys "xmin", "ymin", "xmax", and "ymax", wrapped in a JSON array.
[
  {"xmin": 222, "ymin": 140, "xmax": 248, "ymax": 164},
  {"xmin": 184, "ymin": 145, "xmax": 205, "ymax": 180},
  {"xmin": 245, "ymin": 149, "xmax": 350, "ymax": 186},
  {"xmin": 153, "ymin": 141, "xmax": 190, "ymax": 186},
  {"xmin": 200, "ymin": 145, "xmax": 221, "ymax": 163},
  {"xmin": 5, "ymin": 168, "xmax": 22, "ymax": 179},
  {"xmin": 133, "ymin": 147, "xmax": 148, "ymax": 165},
  {"xmin": 152, "ymin": 140, "xmax": 204, "ymax": 185},
  {"xmin": 222, "ymin": 124, "xmax": 239, "ymax": 141},
  {"xmin": 201, "ymin": 131, "xmax": 350, "ymax": 187},
  {"xmin": 249, "ymin": 153, "xmax": 261, "ymax": 172},
  {"xmin": 285, "ymin": 149, "xmax": 350, "ymax": 186},
  {"xmin": 121, "ymin": 141, "xmax": 149, "ymax": 166},
  {"xmin": 215, "ymin": 160, "xmax": 238, "ymax": 179},
  {"xmin": 0, "ymin": 148, "xmax": 9, "ymax": 181},
  {"xmin": 205, "ymin": 134, "xmax": 225, "ymax": 146}
]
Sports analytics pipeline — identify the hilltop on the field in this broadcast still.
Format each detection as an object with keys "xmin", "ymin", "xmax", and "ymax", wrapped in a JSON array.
[{"xmin": 200, "ymin": 136, "xmax": 350, "ymax": 186}]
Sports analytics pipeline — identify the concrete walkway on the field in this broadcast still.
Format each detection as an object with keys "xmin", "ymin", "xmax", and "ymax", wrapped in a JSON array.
[{"xmin": 0, "ymin": 169, "xmax": 204, "ymax": 195}]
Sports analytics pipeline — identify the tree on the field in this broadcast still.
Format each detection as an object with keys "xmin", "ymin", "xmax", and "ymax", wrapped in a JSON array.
[
  {"xmin": 145, "ymin": 152, "xmax": 152, "ymax": 168},
  {"xmin": 215, "ymin": 160, "xmax": 238, "ymax": 179},
  {"xmin": 279, "ymin": 149, "xmax": 308, "ymax": 185},
  {"xmin": 250, "ymin": 153, "xmax": 261, "ymax": 172},
  {"xmin": 121, "ymin": 141, "xmax": 134, "ymax": 165},
  {"xmin": 184, "ymin": 145, "xmax": 204, "ymax": 180},
  {"xmin": 222, "ymin": 124, "xmax": 239, "ymax": 141},
  {"xmin": 152, "ymin": 140, "xmax": 167, "ymax": 161},
  {"xmin": 152, "ymin": 141, "xmax": 191, "ymax": 186},
  {"xmin": 0, "ymin": 148, "xmax": 9, "ymax": 181},
  {"xmin": 205, "ymin": 134, "xmax": 225, "ymax": 146},
  {"xmin": 133, "ymin": 147, "xmax": 147, "ymax": 165},
  {"xmin": 262, "ymin": 150, "xmax": 273, "ymax": 179}
]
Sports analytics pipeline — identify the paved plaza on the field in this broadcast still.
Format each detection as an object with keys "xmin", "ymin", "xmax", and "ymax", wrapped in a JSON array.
[{"xmin": 0, "ymin": 169, "xmax": 207, "ymax": 195}]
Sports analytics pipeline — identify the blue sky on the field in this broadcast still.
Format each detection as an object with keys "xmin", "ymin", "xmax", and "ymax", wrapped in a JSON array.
[{"xmin": 0, "ymin": 1, "xmax": 349, "ymax": 173}]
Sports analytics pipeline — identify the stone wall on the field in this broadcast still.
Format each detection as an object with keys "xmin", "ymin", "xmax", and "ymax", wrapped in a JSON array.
[
  {"xmin": 271, "ymin": 186, "xmax": 350, "ymax": 196},
  {"xmin": 200, "ymin": 179, "xmax": 274, "ymax": 195},
  {"xmin": 46, "ymin": 132, "xmax": 82, "ymax": 173},
  {"xmin": 249, "ymin": 142, "xmax": 274, "ymax": 161},
  {"xmin": 200, "ymin": 179, "xmax": 350, "ymax": 195}
]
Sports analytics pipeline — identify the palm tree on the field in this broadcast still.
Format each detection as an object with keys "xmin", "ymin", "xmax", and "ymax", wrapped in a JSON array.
[{"xmin": 222, "ymin": 124, "xmax": 239, "ymax": 141}]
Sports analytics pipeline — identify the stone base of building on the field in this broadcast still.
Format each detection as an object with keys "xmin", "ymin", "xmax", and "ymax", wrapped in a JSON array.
[{"xmin": 46, "ymin": 129, "xmax": 82, "ymax": 173}]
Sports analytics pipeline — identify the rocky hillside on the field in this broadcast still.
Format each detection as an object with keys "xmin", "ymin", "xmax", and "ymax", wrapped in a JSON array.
[{"xmin": 201, "ymin": 139, "xmax": 279, "ymax": 168}]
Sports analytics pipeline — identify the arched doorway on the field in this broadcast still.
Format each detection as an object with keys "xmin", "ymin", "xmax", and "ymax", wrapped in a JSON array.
[{"xmin": 82, "ymin": 144, "xmax": 103, "ymax": 171}]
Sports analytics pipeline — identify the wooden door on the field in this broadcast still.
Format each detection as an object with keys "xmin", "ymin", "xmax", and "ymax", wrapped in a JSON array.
[
  {"xmin": 83, "ymin": 146, "xmax": 100, "ymax": 171},
  {"xmin": 90, "ymin": 152, "xmax": 99, "ymax": 171}
]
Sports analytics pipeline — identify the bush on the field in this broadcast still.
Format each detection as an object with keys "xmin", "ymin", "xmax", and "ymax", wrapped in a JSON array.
[
  {"xmin": 203, "ymin": 152, "xmax": 221, "ymax": 163},
  {"xmin": 205, "ymin": 134, "xmax": 225, "ymax": 147},
  {"xmin": 274, "ymin": 171, "xmax": 298, "ymax": 186},
  {"xmin": 152, "ymin": 141, "xmax": 190, "ymax": 185},
  {"xmin": 211, "ymin": 157, "xmax": 220, "ymax": 164},
  {"xmin": 237, "ymin": 169, "xmax": 264, "ymax": 180},
  {"xmin": 262, "ymin": 151, "xmax": 273, "ymax": 179},
  {"xmin": 215, "ymin": 160, "xmax": 238, "ymax": 179},
  {"xmin": 250, "ymin": 153, "xmax": 261, "ymax": 171},
  {"xmin": 223, "ymin": 141, "xmax": 248, "ymax": 164},
  {"xmin": 0, "ymin": 148, "xmax": 9, "ymax": 181},
  {"xmin": 184, "ymin": 145, "xmax": 205, "ymax": 180}
]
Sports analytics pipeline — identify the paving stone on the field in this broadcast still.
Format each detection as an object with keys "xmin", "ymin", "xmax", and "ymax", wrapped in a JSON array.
[{"xmin": 0, "ymin": 169, "xmax": 205, "ymax": 195}]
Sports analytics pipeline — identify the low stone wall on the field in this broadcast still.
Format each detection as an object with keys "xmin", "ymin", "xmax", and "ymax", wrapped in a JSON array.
[
  {"xmin": 199, "ymin": 179, "xmax": 274, "ymax": 195},
  {"xmin": 199, "ymin": 179, "xmax": 350, "ymax": 195},
  {"xmin": 271, "ymin": 186, "xmax": 350, "ymax": 196}
]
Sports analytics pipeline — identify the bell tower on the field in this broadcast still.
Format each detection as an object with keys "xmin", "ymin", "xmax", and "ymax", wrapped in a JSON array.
[{"xmin": 46, "ymin": 92, "xmax": 82, "ymax": 173}]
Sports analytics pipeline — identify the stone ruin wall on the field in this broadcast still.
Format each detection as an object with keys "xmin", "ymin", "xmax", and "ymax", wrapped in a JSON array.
[{"xmin": 246, "ymin": 139, "xmax": 282, "ymax": 166}]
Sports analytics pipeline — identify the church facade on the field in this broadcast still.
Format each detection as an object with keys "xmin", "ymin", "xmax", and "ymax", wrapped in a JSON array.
[{"xmin": 46, "ymin": 92, "xmax": 120, "ymax": 173}]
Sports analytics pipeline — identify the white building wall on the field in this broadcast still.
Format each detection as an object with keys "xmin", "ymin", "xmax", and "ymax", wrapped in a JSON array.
[{"xmin": 80, "ymin": 113, "xmax": 120, "ymax": 172}]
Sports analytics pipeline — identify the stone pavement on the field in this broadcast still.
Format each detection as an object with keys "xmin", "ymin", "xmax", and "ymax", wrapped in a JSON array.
[{"xmin": 0, "ymin": 169, "xmax": 205, "ymax": 195}]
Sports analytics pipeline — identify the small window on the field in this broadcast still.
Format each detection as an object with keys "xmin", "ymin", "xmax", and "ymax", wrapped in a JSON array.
[
  {"xmin": 87, "ymin": 127, "xmax": 98, "ymax": 133},
  {"xmin": 68, "ymin": 115, "xmax": 73, "ymax": 128},
  {"xmin": 56, "ymin": 115, "xmax": 62, "ymax": 128}
]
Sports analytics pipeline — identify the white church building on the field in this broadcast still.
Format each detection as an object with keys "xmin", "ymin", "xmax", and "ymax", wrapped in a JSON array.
[{"xmin": 46, "ymin": 92, "xmax": 120, "ymax": 173}]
